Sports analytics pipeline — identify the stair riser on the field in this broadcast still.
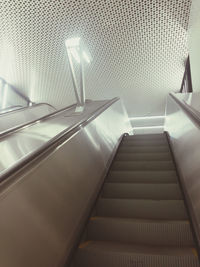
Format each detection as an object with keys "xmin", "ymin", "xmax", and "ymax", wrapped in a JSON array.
[
  {"xmin": 112, "ymin": 161, "xmax": 175, "ymax": 171},
  {"xmin": 96, "ymin": 199, "xmax": 188, "ymax": 220},
  {"xmin": 119, "ymin": 147, "xmax": 170, "ymax": 153},
  {"xmin": 115, "ymin": 153, "xmax": 171, "ymax": 161},
  {"xmin": 121, "ymin": 141, "xmax": 168, "ymax": 146},
  {"xmin": 107, "ymin": 171, "xmax": 178, "ymax": 183},
  {"xmin": 102, "ymin": 183, "xmax": 182, "ymax": 200}
]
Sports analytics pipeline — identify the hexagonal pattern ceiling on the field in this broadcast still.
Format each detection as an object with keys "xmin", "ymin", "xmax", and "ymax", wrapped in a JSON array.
[{"xmin": 0, "ymin": 0, "xmax": 191, "ymax": 117}]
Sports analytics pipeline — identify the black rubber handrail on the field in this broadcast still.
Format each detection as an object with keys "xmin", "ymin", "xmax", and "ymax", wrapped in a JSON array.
[
  {"xmin": 169, "ymin": 93, "xmax": 200, "ymax": 127},
  {"xmin": 0, "ymin": 97, "xmax": 119, "ymax": 183}
]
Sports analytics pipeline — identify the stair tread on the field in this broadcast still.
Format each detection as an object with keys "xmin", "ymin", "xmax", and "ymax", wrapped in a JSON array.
[
  {"xmin": 75, "ymin": 241, "xmax": 199, "ymax": 267},
  {"xmin": 78, "ymin": 240, "xmax": 197, "ymax": 255},
  {"xmin": 87, "ymin": 216, "xmax": 195, "ymax": 247}
]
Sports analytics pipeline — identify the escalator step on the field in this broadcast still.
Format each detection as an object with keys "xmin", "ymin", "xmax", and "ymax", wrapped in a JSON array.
[
  {"xmin": 112, "ymin": 161, "xmax": 175, "ymax": 171},
  {"xmin": 101, "ymin": 183, "xmax": 182, "ymax": 200},
  {"xmin": 107, "ymin": 170, "xmax": 178, "ymax": 183},
  {"xmin": 74, "ymin": 241, "xmax": 199, "ymax": 267},
  {"xmin": 119, "ymin": 146, "xmax": 170, "ymax": 153},
  {"xmin": 121, "ymin": 139, "xmax": 168, "ymax": 146},
  {"xmin": 115, "ymin": 152, "xmax": 172, "ymax": 161},
  {"xmin": 96, "ymin": 198, "xmax": 188, "ymax": 220},
  {"xmin": 124, "ymin": 134, "xmax": 167, "ymax": 140},
  {"xmin": 71, "ymin": 133, "xmax": 199, "ymax": 267},
  {"xmin": 87, "ymin": 217, "xmax": 194, "ymax": 247}
]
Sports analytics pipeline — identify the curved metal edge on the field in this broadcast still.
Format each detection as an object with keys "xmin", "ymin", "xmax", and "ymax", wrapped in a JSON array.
[
  {"xmin": 0, "ymin": 97, "xmax": 120, "ymax": 184},
  {"xmin": 35, "ymin": 102, "xmax": 57, "ymax": 111},
  {"xmin": 169, "ymin": 93, "xmax": 200, "ymax": 128},
  {"xmin": 0, "ymin": 103, "xmax": 77, "ymax": 139}
]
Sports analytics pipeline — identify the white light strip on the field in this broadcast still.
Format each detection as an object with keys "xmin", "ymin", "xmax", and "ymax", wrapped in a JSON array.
[
  {"xmin": 130, "ymin": 116, "xmax": 165, "ymax": 120},
  {"xmin": 65, "ymin": 37, "xmax": 80, "ymax": 48},
  {"xmin": 65, "ymin": 37, "xmax": 91, "ymax": 64},
  {"xmin": 82, "ymin": 51, "xmax": 91, "ymax": 63},
  {"xmin": 70, "ymin": 47, "xmax": 80, "ymax": 63},
  {"xmin": 133, "ymin": 125, "xmax": 164, "ymax": 130}
]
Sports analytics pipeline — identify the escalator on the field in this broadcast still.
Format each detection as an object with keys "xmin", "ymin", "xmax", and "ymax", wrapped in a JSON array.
[{"xmin": 71, "ymin": 133, "xmax": 200, "ymax": 267}]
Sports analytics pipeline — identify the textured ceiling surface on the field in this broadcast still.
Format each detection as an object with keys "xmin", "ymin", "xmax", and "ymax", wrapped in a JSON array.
[{"xmin": 0, "ymin": 0, "xmax": 191, "ymax": 117}]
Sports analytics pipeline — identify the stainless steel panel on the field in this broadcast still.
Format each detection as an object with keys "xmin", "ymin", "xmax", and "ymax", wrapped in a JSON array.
[
  {"xmin": 0, "ymin": 100, "xmax": 117, "ymax": 176},
  {"xmin": 171, "ymin": 92, "xmax": 200, "ymax": 113},
  {"xmin": 0, "ymin": 103, "xmax": 55, "ymax": 134},
  {"xmin": 0, "ymin": 99, "xmax": 130, "ymax": 267},
  {"xmin": 165, "ymin": 94, "xmax": 200, "ymax": 245}
]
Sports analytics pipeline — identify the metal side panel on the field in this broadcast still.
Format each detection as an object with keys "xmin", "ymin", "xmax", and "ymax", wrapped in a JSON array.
[
  {"xmin": 0, "ymin": 99, "xmax": 130, "ymax": 178},
  {"xmin": 0, "ymin": 103, "xmax": 56, "ymax": 134},
  {"xmin": 165, "ymin": 94, "xmax": 200, "ymax": 246},
  {"xmin": 0, "ymin": 99, "xmax": 129, "ymax": 267}
]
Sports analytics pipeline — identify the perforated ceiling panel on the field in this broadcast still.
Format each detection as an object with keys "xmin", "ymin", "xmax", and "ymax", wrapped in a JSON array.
[{"xmin": 0, "ymin": 0, "xmax": 191, "ymax": 117}]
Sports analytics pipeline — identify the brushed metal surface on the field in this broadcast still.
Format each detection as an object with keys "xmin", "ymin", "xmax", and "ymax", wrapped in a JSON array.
[
  {"xmin": 0, "ymin": 99, "xmax": 129, "ymax": 267},
  {"xmin": 0, "ymin": 103, "xmax": 55, "ymax": 134},
  {"xmin": 0, "ymin": 99, "xmax": 122, "ymax": 177},
  {"xmin": 165, "ymin": 93, "xmax": 200, "ymax": 245},
  {"xmin": 171, "ymin": 92, "xmax": 200, "ymax": 115}
]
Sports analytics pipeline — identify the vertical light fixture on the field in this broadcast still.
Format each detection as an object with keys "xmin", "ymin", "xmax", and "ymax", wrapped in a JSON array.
[{"xmin": 65, "ymin": 37, "xmax": 91, "ymax": 112}]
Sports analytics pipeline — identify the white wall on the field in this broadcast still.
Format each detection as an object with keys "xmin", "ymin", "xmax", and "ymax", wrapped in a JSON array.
[{"xmin": 188, "ymin": 0, "xmax": 200, "ymax": 92}]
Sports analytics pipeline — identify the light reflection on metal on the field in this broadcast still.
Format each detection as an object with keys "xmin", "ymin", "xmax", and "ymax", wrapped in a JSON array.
[
  {"xmin": 0, "ymin": 99, "xmax": 125, "ymax": 177},
  {"xmin": 2, "ymin": 83, "xmax": 8, "ymax": 109},
  {"xmin": 84, "ymin": 128, "xmax": 100, "ymax": 151},
  {"xmin": 65, "ymin": 37, "xmax": 91, "ymax": 113},
  {"xmin": 0, "ymin": 77, "xmax": 32, "ymax": 111}
]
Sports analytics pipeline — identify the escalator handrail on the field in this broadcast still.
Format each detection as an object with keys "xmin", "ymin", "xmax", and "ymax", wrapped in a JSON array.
[
  {"xmin": 0, "ymin": 97, "xmax": 119, "ymax": 183},
  {"xmin": 169, "ymin": 93, "xmax": 200, "ymax": 126}
]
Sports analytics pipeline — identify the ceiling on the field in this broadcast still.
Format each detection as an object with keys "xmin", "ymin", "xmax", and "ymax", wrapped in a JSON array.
[{"xmin": 0, "ymin": 0, "xmax": 191, "ymax": 117}]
